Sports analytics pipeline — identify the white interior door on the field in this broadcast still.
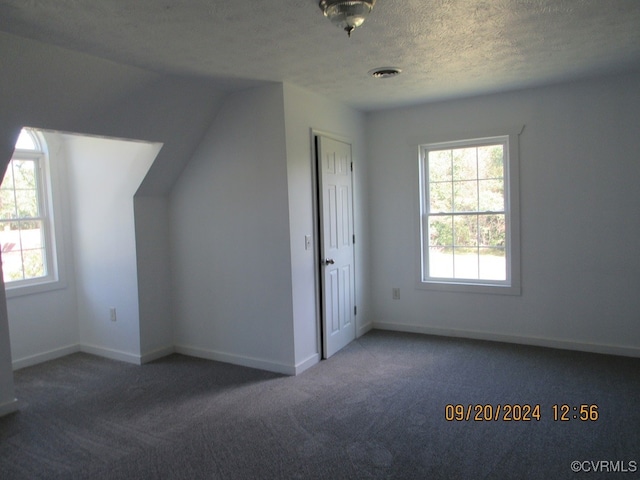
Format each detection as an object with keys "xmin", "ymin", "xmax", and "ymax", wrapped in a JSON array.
[{"xmin": 317, "ymin": 135, "xmax": 356, "ymax": 358}]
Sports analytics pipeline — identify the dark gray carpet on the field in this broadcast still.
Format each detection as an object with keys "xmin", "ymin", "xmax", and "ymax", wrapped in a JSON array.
[{"xmin": 1, "ymin": 330, "xmax": 639, "ymax": 479}]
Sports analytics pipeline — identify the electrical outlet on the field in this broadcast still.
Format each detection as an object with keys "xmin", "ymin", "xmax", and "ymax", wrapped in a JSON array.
[
  {"xmin": 110, "ymin": 307, "xmax": 117, "ymax": 322},
  {"xmin": 392, "ymin": 288, "xmax": 400, "ymax": 300}
]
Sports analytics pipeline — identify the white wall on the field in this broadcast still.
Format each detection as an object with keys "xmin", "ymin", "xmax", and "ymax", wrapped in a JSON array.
[
  {"xmin": 134, "ymin": 195, "xmax": 174, "ymax": 361},
  {"xmin": 282, "ymin": 83, "xmax": 369, "ymax": 372},
  {"xmin": 65, "ymin": 134, "xmax": 159, "ymax": 362},
  {"xmin": 169, "ymin": 83, "xmax": 370, "ymax": 375},
  {"xmin": 367, "ymin": 71, "xmax": 640, "ymax": 356},
  {"xmin": 170, "ymin": 84, "xmax": 297, "ymax": 374}
]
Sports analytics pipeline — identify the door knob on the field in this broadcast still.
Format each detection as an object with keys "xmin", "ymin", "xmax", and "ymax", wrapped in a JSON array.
[{"xmin": 324, "ymin": 258, "xmax": 335, "ymax": 265}]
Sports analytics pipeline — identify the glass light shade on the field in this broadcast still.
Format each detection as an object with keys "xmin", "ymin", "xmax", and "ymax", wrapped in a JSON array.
[{"xmin": 320, "ymin": 0, "xmax": 375, "ymax": 36}]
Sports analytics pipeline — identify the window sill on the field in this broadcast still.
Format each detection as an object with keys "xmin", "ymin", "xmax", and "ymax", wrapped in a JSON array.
[
  {"xmin": 417, "ymin": 280, "xmax": 521, "ymax": 296},
  {"xmin": 5, "ymin": 278, "xmax": 67, "ymax": 299}
]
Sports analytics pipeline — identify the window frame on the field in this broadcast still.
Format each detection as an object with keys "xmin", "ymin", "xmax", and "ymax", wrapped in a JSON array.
[
  {"xmin": 416, "ymin": 128, "xmax": 521, "ymax": 295},
  {"xmin": 2, "ymin": 128, "xmax": 63, "ymax": 297}
]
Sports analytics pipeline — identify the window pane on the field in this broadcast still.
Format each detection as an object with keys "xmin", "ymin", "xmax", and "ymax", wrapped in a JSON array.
[
  {"xmin": 428, "ymin": 215, "xmax": 452, "ymax": 247},
  {"xmin": 479, "ymin": 247, "xmax": 506, "ymax": 280},
  {"xmin": 0, "ymin": 189, "xmax": 17, "ymax": 220},
  {"xmin": 428, "ymin": 150, "xmax": 452, "ymax": 182},
  {"xmin": 0, "ymin": 226, "xmax": 20, "ymax": 254},
  {"xmin": 477, "ymin": 145, "xmax": 504, "ymax": 179},
  {"xmin": 429, "ymin": 182, "xmax": 452, "ymax": 213},
  {"xmin": 22, "ymin": 248, "xmax": 46, "ymax": 279},
  {"xmin": 1, "ymin": 164, "xmax": 15, "ymax": 190},
  {"xmin": 2, "ymin": 250, "xmax": 24, "ymax": 282},
  {"xmin": 15, "ymin": 189, "xmax": 39, "ymax": 218},
  {"xmin": 452, "ymin": 147, "xmax": 477, "ymax": 180},
  {"xmin": 19, "ymin": 220, "xmax": 44, "ymax": 250},
  {"xmin": 15, "ymin": 129, "xmax": 37, "ymax": 150},
  {"xmin": 429, "ymin": 246, "xmax": 453, "ymax": 278},
  {"xmin": 478, "ymin": 179, "xmax": 504, "ymax": 211},
  {"xmin": 454, "ymin": 215, "xmax": 478, "ymax": 247},
  {"xmin": 453, "ymin": 249, "xmax": 479, "ymax": 279},
  {"xmin": 11, "ymin": 160, "xmax": 37, "ymax": 190},
  {"xmin": 453, "ymin": 180, "xmax": 478, "ymax": 212},
  {"xmin": 2, "ymin": 221, "xmax": 47, "ymax": 281},
  {"xmin": 478, "ymin": 214, "xmax": 506, "ymax": 247}
]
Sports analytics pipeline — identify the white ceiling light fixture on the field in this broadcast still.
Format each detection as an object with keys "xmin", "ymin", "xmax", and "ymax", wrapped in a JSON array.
[{"xmin": 319, "ymin": 0, "xmax": 376, "ymax": 37}]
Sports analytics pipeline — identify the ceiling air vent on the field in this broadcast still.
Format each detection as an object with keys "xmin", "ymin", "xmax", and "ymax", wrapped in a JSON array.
[{"xmin": 368, "ymin": 67, "xmax": 402, "ymax": 79}]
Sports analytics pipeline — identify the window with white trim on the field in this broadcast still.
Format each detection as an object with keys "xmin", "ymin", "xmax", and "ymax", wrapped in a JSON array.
[
  {"xmin": 418, "ymin": 133, "xmax": 520, "ymax": 294},
  {"xmin": 1, "ymin": 128, "xmax": 58, "ymax": 289}
]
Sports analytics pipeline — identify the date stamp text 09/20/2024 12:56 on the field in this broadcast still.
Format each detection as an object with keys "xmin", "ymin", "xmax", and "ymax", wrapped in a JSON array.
[{"xmin": 444, "ymin": 404, "xmax": 599, "ymax": 422}]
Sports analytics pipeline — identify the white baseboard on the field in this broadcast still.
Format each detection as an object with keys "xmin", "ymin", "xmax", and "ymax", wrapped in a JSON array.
[
  {"xmin": 140, "ymin": 346, "xmax": 175, "ymax": 364},
  {"xmin": 12, "ymin": 344, "xmax": 81, "ymax": 371},
  {"xmin": 0, "ymin": 398, "xmax": 18, "ymax": 417},
  {"xmin": 295, "ymin": 353, "xmax": 320, "ymax": 375},
  {"xmin": 174, "ymin": 344, "xmax": 296, "ymax": 375},
  {"xmin": 80, "ymin": 344, "xmax": 142, "ymax": 365},
  {"xmin": 11, "ymin": 342, "xmax": 304, "ymax": 374},
  {"xmin": 373, "ymin": 322, "xmax": 640, "ymax": 358},
  {"xmin": 357, "ymin": 321, "xmax": 373, "ymax": 338}
]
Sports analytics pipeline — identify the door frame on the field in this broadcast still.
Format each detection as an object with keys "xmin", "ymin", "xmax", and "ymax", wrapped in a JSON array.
[{"xmin": 310, "ymin": 129, "xmax": 357, "ymax": 359}]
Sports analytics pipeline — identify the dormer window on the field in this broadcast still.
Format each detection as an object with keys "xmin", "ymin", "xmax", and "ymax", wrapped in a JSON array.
[{"xmin": 0, "ymin": 128, "xmax": 58, "ymax": 290}]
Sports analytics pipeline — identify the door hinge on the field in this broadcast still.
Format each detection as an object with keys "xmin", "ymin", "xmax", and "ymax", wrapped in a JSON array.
[
  {"xmin": 352, "ymin": 234, "xmax": 355, "ymax": 245},
  {"xmin": 350, "ymin": 162, "xmax": 353, "ymax": 172},
  {"xmin": 354, "ymin": 306, "xmax": 357, "ymax": 316}
]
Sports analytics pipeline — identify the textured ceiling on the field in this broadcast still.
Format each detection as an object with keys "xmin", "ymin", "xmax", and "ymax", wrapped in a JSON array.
[{"xmin": 1, "ymin": 0, "xmax": 640, "ymax": 111}]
